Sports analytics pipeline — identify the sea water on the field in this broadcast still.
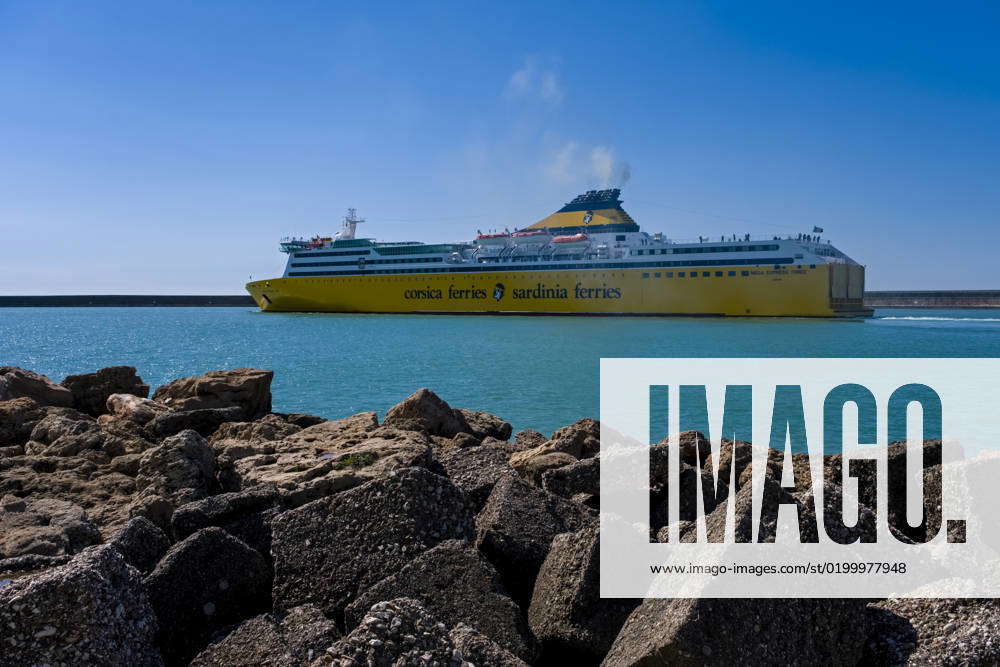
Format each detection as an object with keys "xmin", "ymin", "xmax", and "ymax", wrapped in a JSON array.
[{"xmin": 1, "ymin": 307, "xmax": 998, "ymax": 436}]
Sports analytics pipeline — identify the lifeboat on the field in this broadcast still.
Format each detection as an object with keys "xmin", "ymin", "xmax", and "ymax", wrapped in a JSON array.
[
  {"xmin": 476, "ymin": 232, "xmax": 511, "ymax": 247},
  {"xmin": 511, "ymin": 229, "xmax": 553, "ymax": 246},
  {"xmin": 551, "ymin": 233, "xmax": 590, "ymax": 248}
]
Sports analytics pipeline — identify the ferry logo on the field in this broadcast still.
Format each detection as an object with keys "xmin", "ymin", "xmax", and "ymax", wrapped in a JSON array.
[
  {"xmin": 493, "ymin": 283, "xmax": 505, "ymax": 301},
  {"xmin": 583, "ymin": 211, "xmax": 593, "ymax": 224}
]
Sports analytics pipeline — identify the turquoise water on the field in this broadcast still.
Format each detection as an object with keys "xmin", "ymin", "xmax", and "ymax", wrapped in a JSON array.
[{"xmin": 1, "ymin": 307, "xmax": 999, "ymax": 435}]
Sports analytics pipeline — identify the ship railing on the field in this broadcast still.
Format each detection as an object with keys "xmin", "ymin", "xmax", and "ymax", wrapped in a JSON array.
[{"xmin": 664, "ymin": 234, "xmax": 810, "ymax": 245}]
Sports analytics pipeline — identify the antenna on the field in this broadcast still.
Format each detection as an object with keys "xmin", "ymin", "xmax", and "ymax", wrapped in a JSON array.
[{"xmin": 338, "ymin": 208, "xmax": 365, "ymax": 240}]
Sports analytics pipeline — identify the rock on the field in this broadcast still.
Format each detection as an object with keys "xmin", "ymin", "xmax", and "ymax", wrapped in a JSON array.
[
  {"xmin": 271, "ymin": 467, "xmax": 476, "ymax": 618},
  {"xmin": 514, "ymin": 429, "xmax": 547, "ymax": 450},
  {"xmin": 107, "ymin": 517, "xmax": 171, "ymax": 575},
  {"xmin": 865, "ymin": 598, "xmax": 1000, "ymax": 665},
  {"xmin": 476, "ymin": 475, "xmax": 595, "ymax": 606},
  {"xmin": 144, "ymin": 406, "xmax": 245, "ymax": 440},
  {"xmin": 548, "ymin": 418, "xmax": 601, "ymax": 458},
  {"xmin": 651, "ymin": 462, "xmax": 729, "ymax": 538},
  {"xmin": 0, "ymin": 454, "xmax": 139, "ymax": 534},
  {"xmin": 0, "ymin": 397, "xmax": 46, "ymax": 445},
  {"xmin": 344, "ymin": 540, "xmax": 536, "ymax": 661},
  {"xmin": 678, "ymin": 474, "xmax": 803, "ymax": 544},
  {"xmin": 0, "ymin": 552, "xmax": 72, "ymax": 576},
  {"xmin": 450, "ymin": 623, "xmax": 531, "ymax": 667},
  {"xmin": 190, "ymin": 604, "xmax": 340, "ymax": 667},
  {"xmin": 654, "ymin": 430, "xmax": 712, "ymax": 466},
  {"xmin": 0, "ymin": 367, "xmax": 73, "ymax": 407},
  {"xmin": 603, "ymin": 597, "xmax": 868, "ymax": 666},
  {"xmin": 0, "ymin": 497, "xmax": 102, "ymax": 558},
  {"xmin": 316, "ymin": 598, "xmax": 522, "ymax": 667},
  {"xmin": 457, "ymin": 408, "xmax": 513, "ymax": 441},
  {"xmin": 231, "ymin": 423, "xmax": 431, "ymax": 507},
  {"xmin": 382, "ymin": 388, "xmax": 469, "ymax": 437},
  {"xmin": 283, "ymin": 413, "xmax": 328, "ymax": 428},
  {"xmin": 528, "ymin": 523, "xmax": 639, "ymax": 663},
  {"xmin": 435, "ymin": 442, "xmax": 517, "ymax": 510},
  {"xmin": 171, "ymin": 487, "xmax": 281, "ymax": 555},
  {"xmin": 542, "ymin": 456, "xmax": 600, "ymax": 503},
  {"xmin": 131, "ymin": 430, "xmax": 217, "ymax": 525},
  {"xmin": 145, "ymin": 527, "xmax": 270, "ymax": 666},
  {"xmin": 510, "ymin": 449, "xmax": 579, "ymax": 486},
  {"xmin": 106, "ymin": 393, "xmax": 172, "ymax": 425},
  {"xmin": 0, "ymin": 545, "xmax": 161, "ymax": 667},
  {"xmin": 27, "ymin": 413, "xmax": 110, "ymax": 457},
  {"xmin": 61, "ymin": 366, "xmax": 149, "ymax": 416},
  {"xmin": 209, "ymin": 414, "xmax": 302, "ymax": 446},
  {"xmin": 152, "ymin": 368, "xmax": 273, "ymax": 419}
]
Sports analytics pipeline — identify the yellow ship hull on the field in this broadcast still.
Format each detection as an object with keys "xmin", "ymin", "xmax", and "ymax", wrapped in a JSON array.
[{"xmin": 247, "ymin": 263, "xmax": 871, "ymax": 318}]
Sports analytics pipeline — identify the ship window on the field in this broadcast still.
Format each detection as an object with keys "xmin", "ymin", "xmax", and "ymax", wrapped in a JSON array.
[
  {"xmin": 654, "ymin": 272, "xmax": 661, "ymax": 278},
  {"xmin": 810, "ymin": 264, "xmax": 816, "ymax": 269},
  {"xmin": 690, "ymin": 273, "xmax": 697, "ymax": 278},
  {"xmin": 715, "ymin": 271, "xmax": 723, "ymax": 277},
  {"xmin": 642, "ymin": 273, "xmax": 650, "ymax": 278},
  {"xmin": 616, "ymin": 235, "xmax": 626, "ymax": 241},
  {"xmin": 678, "ymin": 272, "xmax": 685, "ymax": 277},
  {"xmin": 741, "ymin": 270, "xmax": 749, "ymax": 276},
  {"xmin": 702, "ymin": 271, "xmax": 710, "ymax": 277},
  {"xmin": 728, "ymin": 271, "xmax": 736, "ymax": 276},
  {"xmin": 666, "ymin": 272, "xmax": 674, "ymax": 277}
]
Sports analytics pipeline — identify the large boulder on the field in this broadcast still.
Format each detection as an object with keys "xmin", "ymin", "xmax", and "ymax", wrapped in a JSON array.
[
  {"xmin": 542, "ymin": 456, "xmax": 600, "ymax": 502},
  {"xmin": 0, "ymin": 496, "xmax": 102, "ymax": 559},
  {"xmin": 61, "ymin": 366, "xmax": 149, "ymax": 416},
  {"xmin": 457, "ymin": 408, "xmax": 513, "ymax": 441},
  {"xmin": 107, "ymin": 517, "xmax": 171, "ymax": 575},
  {"xmin": 0, "ymin": 545, "xmax": 161, "ymax": 666},
  {"xmin": 510, "ymin": 449, "xmax": 579, "ymax": 486},
  {"xmin": 476, "ymin": 475, "xmax": 595, "ymax": 606},
  {"xmin": 130, "ymin": 430, "xmax": 217, "ymax": 530},
  {"xmin": 0, "ymin": 367, "xmax": 73, "ymax": 407},
  {"xmin": 145, "ymin": 527, "xmax": 270, "ymax": 666},
  {"xmin": 528, "ymin": 523, "xmax": 639, "ymax": 663},
  {"xmin": 344, "ymin": 540, "xmax": 537, "ymax": 661},
  {"xmin": 0, "ymin": 454, "xmax": 139, "ymax": 534},
  {"xmin": 152, "ymin": 368, "xmax": 273, "ymax": 419},
  {"xmin": 171, "ymin": 487, "xmax": 281, "ymax": 556},
  {"xmin": 27, "ymin": 413, "xmax": 108, "ymax": 457},
  {"xmin": 144, "ymin": 406, "xmax": 245, "ymax": 440},
  {"xmin": 209, "ymin": 413, "xmax": 303, "ymax": 446},
  {"xmin": 602, "ymin": 597, "xmax": 868, "ymax": 666},
  {"xmin": 105, "ymin": 393, "xmax": 172, "ymax": 426},
  {"xmin": 230, "ymin": 423, "xmax": 430, "ymax": 506},
  {"xmin": 865, "ymin": 598, "xmax": 1000, "ymax": 665},
  {"xmin": 189, "ymin": 604, "xmax": 340, "ymax": 666},
  {"xmin": 0, "ymin": 397, "xmax": 46, "ymax": 446},
  {"xmin": 315, "ymin": 598, "xmax": 526, "ymax": 667},
  {"xmin": 435, "ymin": 441, "xmax": 517, "ymax": 510},
  {"xmin": 271, "ymin": 467, "xmax": 476, "ymax": 618},
  {"xmin": 548, "ymin": 418, "xmax": 601, "ymax": 458},
  {"xmin": 382, "ymin": 388, "xmax": 469, "ymax": 437}
]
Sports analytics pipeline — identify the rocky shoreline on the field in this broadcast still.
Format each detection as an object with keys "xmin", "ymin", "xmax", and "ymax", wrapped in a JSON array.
[{"xmin": 1, "ymin": 365, "xmax": 997, "ymax": 665}]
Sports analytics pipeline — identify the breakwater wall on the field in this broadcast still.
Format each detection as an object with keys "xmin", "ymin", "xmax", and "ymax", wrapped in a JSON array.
[
  {"xmin": 864, "ymin": 290, "xmax": 1000, "ymax": 309},
  {"xmin": 0, "ymin": 295, "xmax": 256, "ymax": 307}
]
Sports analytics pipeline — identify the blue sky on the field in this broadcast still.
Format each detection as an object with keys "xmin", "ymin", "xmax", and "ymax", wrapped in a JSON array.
[{"xmin": 1, "ymin": 1, "xmax": 998, "ymax": 293}]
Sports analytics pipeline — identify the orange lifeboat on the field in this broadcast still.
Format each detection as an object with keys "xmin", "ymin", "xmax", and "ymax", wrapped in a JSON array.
[
  {"xmin": 476, "ymin": 232, "xmax": 511, "ymax": 247},
  {"xmin": 552, "ymin": 233, "xmax": 589, "ymax": 247}
]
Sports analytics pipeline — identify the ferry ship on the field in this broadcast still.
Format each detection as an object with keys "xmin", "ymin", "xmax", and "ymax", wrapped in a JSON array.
[{"xmin": 246, "ymin": 189, "xmax": 871, "ymax": 317}]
